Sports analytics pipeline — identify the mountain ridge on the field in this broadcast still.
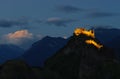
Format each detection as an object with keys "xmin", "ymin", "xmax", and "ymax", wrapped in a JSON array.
[
  {"xmin": 21, "ymin": 36, "xmax": 68, "ymax": 66},
  {"xmin": 20, "ymin": 27, "xmax": 120, "ymax": 67},
  {"xmin": 0, "ymin": 28, "xmax": 120, "ymax": 79},
  {"xmin": 0, "ymin": 44, "xmax": 24, "ymax": 64}
]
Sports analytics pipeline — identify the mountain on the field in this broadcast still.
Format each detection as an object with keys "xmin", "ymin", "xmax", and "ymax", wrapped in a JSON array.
[
  {"xmin": 0, "ymin": 44, "xmax": 24, "ymax": 64},
  {"xmin": 21, "ymin": 36, "xmax": 68, "ymax": 66},
  {"xmin": 0, "ymin": 28, "xmax": 120, "ymax": 79},
  {"xmin": 95, "ymin": 27, "xmax": 120, "ymax": 44},
  {"xmin": 44, "ymin": 28, "xmax": 120, "ymax": 79},
  {"xmin": 95, "ymin": 28, "xmax": 120, "ymax": 58},
  {"xmin": 20, "ymin": 28, "xmax": 120, "ymax": 67},
  {"xmin": 22, "ymin": 28, "xmax": 120, "ymax": 66},
  {"xmin": 108, "ymin": 35, "xmax": 120, "ymax": 48},
  {"xmin": 106, "ymin": 36, "xmax": 120, "ymax": 58}
]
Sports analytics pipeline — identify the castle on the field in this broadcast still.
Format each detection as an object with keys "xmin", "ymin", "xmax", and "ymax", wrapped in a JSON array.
[
  {"xmin": 74, "ymin": 28, "xmax": 95, "ymax": 38},
  {"xmin": 74, "ymin": 28, "xmax": 103, "ymax": 49}
]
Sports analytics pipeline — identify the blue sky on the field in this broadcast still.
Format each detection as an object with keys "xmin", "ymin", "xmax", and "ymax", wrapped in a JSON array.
[{"xmin": 0, "ymin": 0, "xmax": 120, "ymax": 38}]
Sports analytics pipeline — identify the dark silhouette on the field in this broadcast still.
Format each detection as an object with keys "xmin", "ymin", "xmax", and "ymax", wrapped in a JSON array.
[{"xmin": 0, "ymin": 29, "xmax": 120, "ymax": 79}]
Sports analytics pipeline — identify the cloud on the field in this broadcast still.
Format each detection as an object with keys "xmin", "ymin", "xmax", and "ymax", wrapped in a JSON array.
[
  {"xmin": 45, "ymin": 17, "xmax": 78, "ymax": 27},
  {"xmin": 1, "ymin": 30, "xmax": 42, "ymax": 49},
  {"xmin": 6, "ymin": 30, "xmax": 33, "ymax": 39},
  {"xmin": 0, "ymin": 17, "xmax": 78, "ymax": 28},
  {"xmin": 4, "ymin": 30, "xmax": 33, "ymax": 44},
  {"xmin": 0, "ymin": 19, "xmax": 29, "ymax": 28},
  {"xmin": 89, "ymin": 25, "xmax": 113, "ymax": 30},
  {"xmin": 56, "ymin": 5, "xmax": 85, "ymax": 13},
  {"xmin": 86, "ymin": 12, "xmax": 120, "ymax": 18}
]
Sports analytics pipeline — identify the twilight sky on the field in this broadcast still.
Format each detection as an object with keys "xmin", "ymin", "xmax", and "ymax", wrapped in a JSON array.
[{"xmin": 0, "ymin": 0, "xmax": 120, "ymax": 47}]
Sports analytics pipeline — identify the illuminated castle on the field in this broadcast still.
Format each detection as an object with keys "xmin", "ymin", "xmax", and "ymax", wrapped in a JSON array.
[
  {"xmin": 74, "ymin": 28, "xmax": 103, "ymax": 49},
  {"xmin": 74, "ymin": 28, "xmax": 95, "ymax": 38}
]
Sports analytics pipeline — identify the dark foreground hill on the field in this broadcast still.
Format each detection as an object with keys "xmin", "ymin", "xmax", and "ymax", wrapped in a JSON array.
[
  {"xmin": 0, "ymin": 28, "xmax": 120, "ymax": 79},
  {"xmin": 44, "ymin": 29, "xmax": 120, "ymax": 79}
]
